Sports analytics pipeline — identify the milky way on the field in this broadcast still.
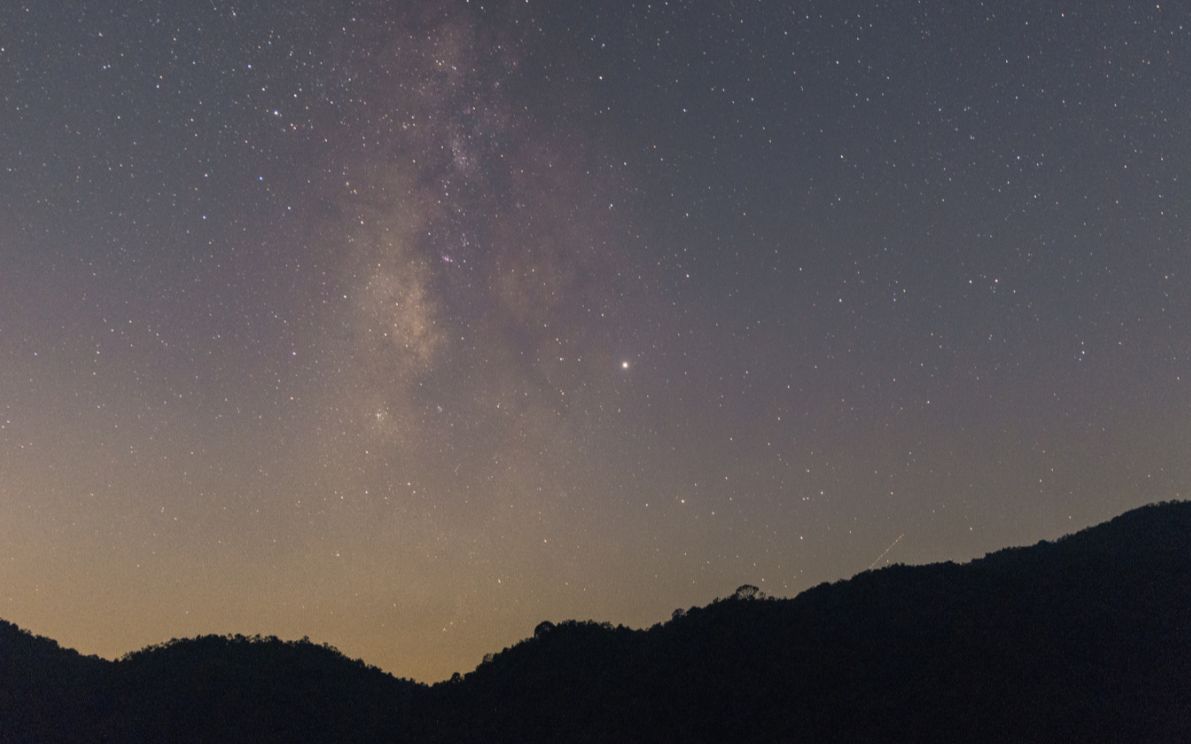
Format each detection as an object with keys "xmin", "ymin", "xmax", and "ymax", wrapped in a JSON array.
[{"xmin": 2, "ymin": 2, "xmax": 1189, "ymax": 680}]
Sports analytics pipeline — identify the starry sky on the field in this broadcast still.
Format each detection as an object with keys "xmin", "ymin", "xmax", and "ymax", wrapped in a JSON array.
[{"xmin": 2, "ymin": 1, "xmax": 1189, "ymax": 681}]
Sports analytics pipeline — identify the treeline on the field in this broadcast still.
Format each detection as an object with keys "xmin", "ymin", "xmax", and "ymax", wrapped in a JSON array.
[{"xmin": 3, "ymin": 501, "xmax": 1190, "ymax": 743}]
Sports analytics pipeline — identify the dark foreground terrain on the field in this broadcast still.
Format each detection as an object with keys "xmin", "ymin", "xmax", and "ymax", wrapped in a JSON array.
[{"xmin": 3, "ymin": 501, "xmax": 1189, "ymax": 743}]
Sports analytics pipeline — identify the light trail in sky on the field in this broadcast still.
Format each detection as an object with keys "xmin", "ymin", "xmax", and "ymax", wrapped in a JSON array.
[{"xmin": 868, "ymin": 533, "xmax": 905, "ymax": 570}]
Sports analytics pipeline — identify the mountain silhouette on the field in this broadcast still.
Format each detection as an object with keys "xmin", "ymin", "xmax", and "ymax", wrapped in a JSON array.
[{"xmin": 3, "ymin": 501, "xmax": 1189, "ymax": 743}]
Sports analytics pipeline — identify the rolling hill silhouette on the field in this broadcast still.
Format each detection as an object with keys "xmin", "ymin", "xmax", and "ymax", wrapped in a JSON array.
[{"xmin": 3, "ymin": 501, "xmax": 1189, "ymax": 743}]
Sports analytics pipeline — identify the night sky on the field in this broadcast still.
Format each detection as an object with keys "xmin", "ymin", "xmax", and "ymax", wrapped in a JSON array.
[{"xmin": 2, "ymin": 1, "xmax": 1189, "ymax": 682}]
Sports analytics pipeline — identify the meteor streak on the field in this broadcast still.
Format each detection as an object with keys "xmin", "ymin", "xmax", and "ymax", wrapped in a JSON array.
[{"xmin": 868, "ymin": 533, "xmax": 905, "ymax": 570}]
